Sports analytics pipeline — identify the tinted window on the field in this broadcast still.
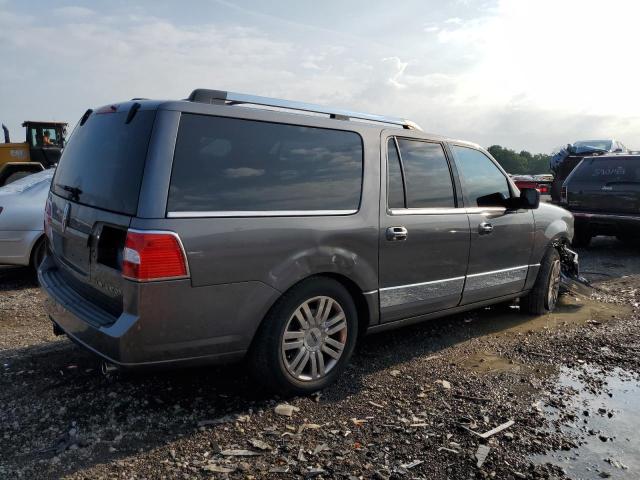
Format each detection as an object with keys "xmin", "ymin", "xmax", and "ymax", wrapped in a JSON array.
[
  {"xmin": 451, "ymin": 146, "xmax": 510, "ymax": 206},
  {"xmin": 52, "ymin": 110, "xmax": 156, "ymax": 215},
  {"xmin": 168, "ymin": 114, "xmax": 363, "ymax": 212},
  {"xmin": 572, "ymin": 157, "xmax": 640, "ymax": 185},
  {"xmin": 573, "ymin": 140, "xmax": 613, "ymax": 151},
  {"xmin": 396, "ymin": 139, "xmax": 454, "ymax": 208},
  {"xmin": 387, "ymin": 138, "xmax": 405, "ymax": 208}
]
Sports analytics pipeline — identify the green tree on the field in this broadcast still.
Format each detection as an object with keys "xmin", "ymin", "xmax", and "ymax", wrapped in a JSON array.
[
  {"xmin": 487, "ymin": 145, "xmax": 551, "ymax": 175},
  {"xmin": 487, "ymin": 145, "xmax": 526, "ymax": 173}
]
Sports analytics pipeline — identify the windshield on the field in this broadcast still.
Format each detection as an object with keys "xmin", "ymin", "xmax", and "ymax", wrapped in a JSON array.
[
  {"xmin": 0, "ymin": 168, "xmax": 54, "ymax": 195},
  {"xmin": 51, "ymin": 109, "xmax": 156, "ymax": 215},
  {"xmin": 573, "ymin": 140, "xmax": 612, "ymax": 153},
  {"xmin": 572, "ymin": 157, "xmax": 640, "ymax": 185}
]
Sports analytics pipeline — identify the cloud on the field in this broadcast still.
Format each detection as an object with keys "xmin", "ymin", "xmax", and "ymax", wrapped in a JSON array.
[
  {"xmin": 382, "ymin": 57, "xmax": 409, "ymax": 89},
  {"xmin": 224, "ymin": 167, "xmax": 265, "ymax": 178},
  {"xmin": 53, "ymin": 6, "xmax": 94, "ymax": 18},
  {"xmin": 1, "ymin": 0, "xmax": 640, "ymax": 155}
]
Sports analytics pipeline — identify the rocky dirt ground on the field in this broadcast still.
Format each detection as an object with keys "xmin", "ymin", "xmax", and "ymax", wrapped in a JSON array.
[{"xmin": 1, "ymin": 237, "xmax": 639, "ymax": 480}]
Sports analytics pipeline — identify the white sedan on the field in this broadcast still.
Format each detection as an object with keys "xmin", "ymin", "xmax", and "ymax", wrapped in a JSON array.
[{"xmin": 0, "ymin": 169, "xmax": 53, "ymax": 268}]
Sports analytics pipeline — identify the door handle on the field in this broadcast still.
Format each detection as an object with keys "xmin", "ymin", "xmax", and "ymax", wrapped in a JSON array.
[
  {"xmin": 386, "ymin": 226, "xmax": 408, "ymax": 241},
  {"xmin": 478, "ymin": 222, "xmax": 494, "ymax": 235}
]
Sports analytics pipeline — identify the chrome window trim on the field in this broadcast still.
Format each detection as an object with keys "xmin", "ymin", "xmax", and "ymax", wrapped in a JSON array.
[
  {"xmin": 167, "ymin": 209, "xmax": 358, "ymax": 218},
  {"xmin": 465, "ymin": 207, "xmax": 507, "ymax": 214},
  {"xmin": 389, "ymin": 206, "xmax": 506, "ymax": 216}
]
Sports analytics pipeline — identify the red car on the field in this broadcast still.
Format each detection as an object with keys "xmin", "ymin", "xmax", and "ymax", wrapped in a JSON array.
[{"xmin": 511, "ymin": 175, "xmax": 553, "ymax": 199}]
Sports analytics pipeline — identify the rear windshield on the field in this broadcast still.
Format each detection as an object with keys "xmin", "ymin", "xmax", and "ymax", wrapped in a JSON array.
[
  {"xmin": 572, "ymin": 157, "xmax": 640, "ymax": 185},
  {"xmin": 167, "ymin": 114, "xmax": 363, "ymax": 213},
  {"xmin": 573, "ymin": 140, "xmax": 612, "ymax": 152},
  {"xmin": 52, "ymin": 109, "xmax": 156, "ymax": 215}
]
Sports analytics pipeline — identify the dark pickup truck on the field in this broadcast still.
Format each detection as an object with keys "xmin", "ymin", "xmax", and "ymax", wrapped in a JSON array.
[{"xmin": 559, "ymin": 154, "xmax": 640, "ymax": 246}]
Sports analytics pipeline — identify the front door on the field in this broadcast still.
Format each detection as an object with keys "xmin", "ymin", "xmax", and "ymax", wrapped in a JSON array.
[
  {"xmin": 449, "ymin": 144, "xmax": 534, "ymax": 304},
  {"xmin": 379, "ymin": 134, "xmax": 470, "ymax": 323}
]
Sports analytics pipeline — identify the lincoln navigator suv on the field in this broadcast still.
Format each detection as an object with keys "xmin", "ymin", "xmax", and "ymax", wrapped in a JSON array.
[{"xmin": 39, "ymin": 89, "xmax": 575, "ymax": 394}]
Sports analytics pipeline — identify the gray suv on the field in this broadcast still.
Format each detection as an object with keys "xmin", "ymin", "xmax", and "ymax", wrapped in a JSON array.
[{"xmin": 39, "ymin": 89, "xmax": 576, "ymax": 394}]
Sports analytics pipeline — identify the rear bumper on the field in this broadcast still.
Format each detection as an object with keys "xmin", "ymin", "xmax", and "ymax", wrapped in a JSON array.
[
  {"xmin": 572, "ymin": 211, "xmax": 640, "ymax": 234},
  {"xmin": 0, "ymin": 230, "xmax": 41, "ymax": 266},
  {"xmin": 38, "ymin": 255, "xmax": 281, "ymax": 368}
]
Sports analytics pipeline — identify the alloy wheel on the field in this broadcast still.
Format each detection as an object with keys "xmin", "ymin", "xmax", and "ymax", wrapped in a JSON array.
[
  {"xmin": 281, "ymin": 296, "xmax": 348, "ymax": 381},
  {"xmin": 547, "ymin": 258, "xmax": 561, "ymax": 310}
]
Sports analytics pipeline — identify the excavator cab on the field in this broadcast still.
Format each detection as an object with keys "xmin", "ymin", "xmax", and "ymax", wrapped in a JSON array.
[
  {"xmin": 0, "ymin": 120, "xmax": 68, "ymax": 186},
  {"xmin": 23, "ymin": 121, "xmax": 67, "ymax": 166}
]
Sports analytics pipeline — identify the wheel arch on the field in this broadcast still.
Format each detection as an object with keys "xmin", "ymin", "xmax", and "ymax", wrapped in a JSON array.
[{"xmin": 254, "ymin": 272, "xmax": 375, "ymax": 347}]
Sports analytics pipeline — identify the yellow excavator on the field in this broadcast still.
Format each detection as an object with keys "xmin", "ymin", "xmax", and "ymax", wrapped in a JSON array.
[{"xmin": 0, "ymin": 120, "xmax": 68, "ymax": 186}]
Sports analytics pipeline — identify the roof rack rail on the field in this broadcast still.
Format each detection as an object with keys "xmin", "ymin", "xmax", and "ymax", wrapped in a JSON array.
[{"xmin": 187, "ymin": 89, "xmax": 422, "ymax": 130}]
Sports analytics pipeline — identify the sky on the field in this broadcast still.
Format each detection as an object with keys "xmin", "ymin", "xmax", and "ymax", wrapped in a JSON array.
[{"xmin": 1, "ymin": 0, "xmax": 639, "ymax": 153}]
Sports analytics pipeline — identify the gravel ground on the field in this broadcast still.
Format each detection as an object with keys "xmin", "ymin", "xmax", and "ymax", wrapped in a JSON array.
[{"xmin": 1, "ymin": 237, "xmax": 639, "ymax": 479}]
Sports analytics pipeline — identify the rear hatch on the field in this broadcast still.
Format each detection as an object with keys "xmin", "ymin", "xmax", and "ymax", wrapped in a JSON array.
[
  {"xmin": 47, "ymin": 104, "xmax": 156, "ymax": 320},
  {"xmin": 566, "ymin": 156, "xmax": 640, "ymax": 214}
]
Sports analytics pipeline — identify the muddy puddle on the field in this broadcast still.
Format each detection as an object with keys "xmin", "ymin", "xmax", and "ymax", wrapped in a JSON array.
[
  {"xmin": 457, "ymin": 292, "xmax": 630, "ymax": 340},
  {"xmin": 534, "ymin": 366, "xmax": 640, "ymax": 479}
]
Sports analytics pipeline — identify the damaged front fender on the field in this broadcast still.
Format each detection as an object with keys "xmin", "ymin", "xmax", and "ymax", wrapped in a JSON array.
[{"xmin": 556, "ymin": 242, "xmax": 592, "ymax": 295}]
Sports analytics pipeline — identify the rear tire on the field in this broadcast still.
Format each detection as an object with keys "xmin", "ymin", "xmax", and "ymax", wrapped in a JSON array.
[
  {"xmin": 248, "ymin": 277, "xmax": 358, "ymax": 396},
  {"xmin": 520, "ymin": 248, "xmax": 561, "ymax": 315},
  {"xmin": 572, "ymin": 227, "xmax": 591, "ymax": 248}
]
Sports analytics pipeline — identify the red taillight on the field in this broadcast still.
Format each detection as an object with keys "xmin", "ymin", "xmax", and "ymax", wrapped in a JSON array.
[
  {"xmin": 538, "ymin": 184, "xmax": 549, "ymax": 194},
  {"xmin": 122, "ymin": 230, "xmax": 189, "ymax": 282}
]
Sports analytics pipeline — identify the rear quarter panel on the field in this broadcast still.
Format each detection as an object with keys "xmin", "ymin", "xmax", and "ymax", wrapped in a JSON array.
[{"xmin": 130, "ymin": 106, "xmax": 382, "ymax": 344}]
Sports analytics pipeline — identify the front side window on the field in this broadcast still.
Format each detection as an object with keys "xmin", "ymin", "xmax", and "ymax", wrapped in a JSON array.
[
  {"xmin": 396, "ymin": 139, "xmax": 455, "ymax": 208},
  {"xmin": 451, "ymin": 145, "xmax": 511, "ymax": 206},
  {"xmin": 168, "ymin": 114, "xmax": 363, "ymax": 213},
  {"xmin": 29, "ymin": 126, "xmax": 61, "ymax": 147}
]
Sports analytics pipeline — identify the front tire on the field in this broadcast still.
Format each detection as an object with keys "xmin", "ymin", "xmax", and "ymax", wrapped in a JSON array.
[
  {"xmin": 248, "ymin": 277, "xmax": 358, "ymax": 395},
  {"xmin": 520, "ymin": 248, "xmax": 561, "ymax": 315}
]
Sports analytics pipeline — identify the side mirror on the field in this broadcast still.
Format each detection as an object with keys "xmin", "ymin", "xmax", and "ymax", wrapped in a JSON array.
[
  {"xmin": 518, "ymin": 187, "xmax": 540, "ymax": 209},
  {"xmin": 476, "ymin": 192, "xmax": 508, "ymax": 208}
]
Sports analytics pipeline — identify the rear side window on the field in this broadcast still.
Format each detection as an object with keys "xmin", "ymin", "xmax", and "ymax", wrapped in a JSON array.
[
  {"xmin": 396, "ymin": 139, "xmax": 455, "ymax": 208},
  {"xmin": 451, "ymin": 145, "xmax": 511, "ymax": 206},
  {"xmin": 168, "ymin": 114, "xmax": 363, "ymax": 213},
  {"xmin": 572, "ymin": 157, "xmax": 640, "ymax": 185},
  {"xmin": 52, "ymin": 110, "xmax": 156, "ymax": 215}
]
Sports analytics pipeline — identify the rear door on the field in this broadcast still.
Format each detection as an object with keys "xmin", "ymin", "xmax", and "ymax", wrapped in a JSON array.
[
  {"xmin": 566, "ymin": 156, "xmax": 640, "ymax": 214},
  {"xmin": 47, "ymin": 105, "xmax": 156, "ymax": 317},
  {"xmin": 449, "ymin": 144, "xmax": 534, "ymax": 304},
  {"xmin": 378, "ymin": 133, "xmax": 470, "ymax": 323}
]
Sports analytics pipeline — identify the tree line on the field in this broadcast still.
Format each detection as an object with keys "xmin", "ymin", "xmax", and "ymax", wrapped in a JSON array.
[{"xmin": 487, "ymin": 145, "xmax": 550, "ymax": 175}]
